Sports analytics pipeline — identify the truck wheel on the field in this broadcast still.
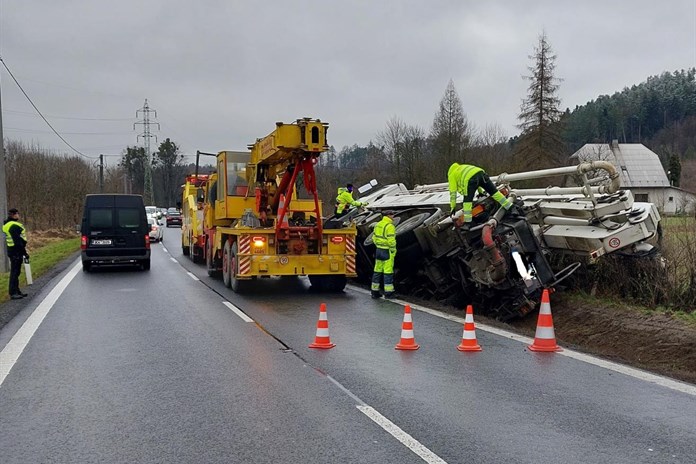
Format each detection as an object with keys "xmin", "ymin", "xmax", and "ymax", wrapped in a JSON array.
[
  {"xmin": 189, "ymin": 232, "xmax": 199, "ymax": 263},
  {"xmin": 229, "ymin": 242, "xmax": 247, "ymax": 293},
  {"xmin": 141, "ymin": 258, "xmax": 151, "ymax": 271},
  {"xmin": 223, "ymin": 241, "xmax": 232, "ymax": 287},
  {"xmin": 82, "ymin": 261, "xmax": 91, "ymax": 272},
  {"xmin": 206, "ymin": 239, "xmax": 219, "ymax": 277},
  {"xmin": 182, "ymin": 232, "xmax": 190, "ymax": 256},
  {"xmin": 395, "ymin": 212, "xmax": 430, "ymax": 247},
  {"xmin": 326, "ymin": 275, "xmax": 347, "ymax": 292}
]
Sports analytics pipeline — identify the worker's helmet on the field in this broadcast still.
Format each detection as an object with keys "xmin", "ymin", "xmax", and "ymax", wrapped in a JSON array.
[{"xmin": 382, "ymin": 210, "xmax": 396, "ymax": 217}]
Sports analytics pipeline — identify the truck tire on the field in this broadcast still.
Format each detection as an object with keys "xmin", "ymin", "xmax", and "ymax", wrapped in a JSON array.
[
  {"xmin": 229, "ymin": 242, "xmax": 248, "ymax": 293},
  {"xmin": 82, "ymin": 261, "xmax": 91, "ymax": 272},
  {"xmin": 206, "ymin": 239, "xmax": 219, "ymax": 277},
  {"xmin": 308, "ymin": 275, "xmax": 346, "ymax": 292},
  {"xmin": 141, "ymin": 258, "xmax": 151, "ymax": 271},
  {"xmin": 182, "ymin": 232, "xmax": 190, "ymax": 256},
  {"xmin": 223, "ymin": 240, "xmax": 233, "ymax": 288},
  {"xmin": 395, "ymin": 212, "xmax": 430, "ymax": 247}
]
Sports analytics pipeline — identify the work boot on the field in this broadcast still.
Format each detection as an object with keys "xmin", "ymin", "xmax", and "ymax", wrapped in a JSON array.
[
  {"xmin": 384, "ymin": 292, "xmax": 395, "ymax": 299},
  {"xmin": 371, "ymin": 291, "xmax": 381, "ymax": 299},
  {"xmin": 10, "ymin": 294, "xmax": 24, "ymax": 300},
  {"xmin": 18, "ymin": 291, "xmax": 28, "ymax": 297}
]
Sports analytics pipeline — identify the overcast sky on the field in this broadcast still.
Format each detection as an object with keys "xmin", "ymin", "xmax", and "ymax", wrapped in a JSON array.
[{"xmin": 1, "ymin": 0, "xmax": 695, "ymax": 165}]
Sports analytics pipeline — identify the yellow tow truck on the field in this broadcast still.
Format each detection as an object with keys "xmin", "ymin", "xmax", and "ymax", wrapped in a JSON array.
[{"xmin": 199, "ymin": 118, "xmax": 357, "ymax": 292}]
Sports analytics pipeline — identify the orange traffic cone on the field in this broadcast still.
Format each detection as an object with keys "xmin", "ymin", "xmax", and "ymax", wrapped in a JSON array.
[
  {"xmin": 309, "ymin": 303, "xmax": 335, "ymax": 349},
  {"xmin": 457, "ymin": 305, "xmax": 482, "ymax": 352},
  {"xmin": 528, "ymin": 289, "xmax": 562, "ymax": 352},
  {"xmin": 395, "ymin": 305, "xmax": 420, "ymax": 350}
]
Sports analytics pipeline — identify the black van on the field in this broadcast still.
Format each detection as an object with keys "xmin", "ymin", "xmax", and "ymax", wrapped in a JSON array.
[{"xmin": 80, "ymin": 194, "xmax": 151, "ymax": 271}]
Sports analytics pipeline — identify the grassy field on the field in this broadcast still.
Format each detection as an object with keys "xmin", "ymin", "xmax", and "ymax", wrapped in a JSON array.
[{"xmin": 0, "ymin": 237, "xmax": 80, "ymax": 303}]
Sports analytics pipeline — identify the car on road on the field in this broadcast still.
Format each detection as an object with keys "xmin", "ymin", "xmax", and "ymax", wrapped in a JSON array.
[
  {"xmin": 145, "ymin": 205, "xmax": 159, "ymax": 221},
  {"xmin": 148, "ymin": 217, "xmax": 164, "ymax": 242},
  {"xmin": 166, "ymin": 210, "xmax": 182, "ymax": 227},
  {"xmin": 81, "ymin": 194, "xmax": 151, "ymax": 271}
]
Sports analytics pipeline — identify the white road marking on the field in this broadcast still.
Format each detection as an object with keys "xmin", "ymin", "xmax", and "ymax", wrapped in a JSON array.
[
  {"xmin": 170, "ymin": 257, "xmax": 177, "ymax": 263},
  {"xmin": 348, "ymin": 285, "xmax": 696, "ymax": 397},
  {"xmin": 0, "ymin": 261, "xmax": 81, "ymax": 388},
  {"xmin": 223, "ymin": 301, "xmax": 254, "ymax": 322},
  {"xmin": 186, "ymin": 272, "xmax": 199, "ymax": 281},
  {"xmin": 324, "ymin": 375, "xmax": 446, "ymax": 463},
  {"xmin": 357, "ymin": 405, "xmax": 447, "ymax": 463},
  {"xmin": 161, "ymin": 246, "xmax": 168, "ymax": 253}
]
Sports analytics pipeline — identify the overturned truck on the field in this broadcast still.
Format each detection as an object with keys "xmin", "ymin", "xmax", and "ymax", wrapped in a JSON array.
[{"xmin": 330, "ymin": 162, "xmax": 661, "ymax": 320}]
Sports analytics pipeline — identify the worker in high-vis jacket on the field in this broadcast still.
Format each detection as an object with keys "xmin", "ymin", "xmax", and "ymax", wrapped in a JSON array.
[
  {"xmin": 448, "ymin": 163, "xmax": 512, "ymax": 223},
  {"xmin": 335, "ymin": 183, "xmax": 366, "ymax": 218},
  {"xmin": 371, "ymin": 210, "xmax": 397, "ymax": 299}
]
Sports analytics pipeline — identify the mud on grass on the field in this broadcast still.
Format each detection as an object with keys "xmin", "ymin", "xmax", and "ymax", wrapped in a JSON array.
[{"xmin": 404, "ymin": 290, "xmax": 696, "ymax": 385}]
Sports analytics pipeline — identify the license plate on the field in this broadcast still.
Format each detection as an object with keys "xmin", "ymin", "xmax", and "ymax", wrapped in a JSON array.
[{"xmin": 91, "ymin": 239, "xmax": 112, "ymax": 246}]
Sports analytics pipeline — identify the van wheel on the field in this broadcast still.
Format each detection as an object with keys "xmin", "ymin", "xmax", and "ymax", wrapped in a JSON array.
[
  {"xmin": 141, "ymin": 259, "xmax": 151, "ymax": 271},
  {"xmin": 82, "ymin": 261, "xmax": 91, "ymax": 272}
]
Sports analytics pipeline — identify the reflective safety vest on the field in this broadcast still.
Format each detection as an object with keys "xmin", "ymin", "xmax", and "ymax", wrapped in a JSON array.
[
  {"xmin": 447, "ymin": 163, "xmax": 484, "ymax": 210},
  {"xmin": 2, "ymin": 220, "xmax": 26, "ymax": 248},
  {"xmin": 335, "ymin": 187, "xmax": 362, "ymax": 214},
  {"xmin": 373, "ymin": 216, "xmax": 396, "ymax": 250}
]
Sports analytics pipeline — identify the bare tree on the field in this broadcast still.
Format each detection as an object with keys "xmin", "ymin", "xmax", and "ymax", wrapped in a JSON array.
[
  {"xmin": 400, "ymin": 125, "xmax": 427, "ymax": 188},
  {"xmin": 377, "ymin": 116, "xmax": 408, "ymax": 180},
  {"xmin": 469, "ymin": 122, "xmax": 512, "ymax": 173},
  {"xmin": 516, "ymin": 32, "xmax": 566, "ymax": 169}
]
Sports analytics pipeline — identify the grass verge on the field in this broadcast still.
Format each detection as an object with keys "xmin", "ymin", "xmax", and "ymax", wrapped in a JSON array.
[{"xmin": 0, "ymin": 237, "xmax": 80, "ymax": 303}]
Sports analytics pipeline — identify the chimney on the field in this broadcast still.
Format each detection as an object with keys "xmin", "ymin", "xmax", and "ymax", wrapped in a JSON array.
[{"xmin": 611, "ymin": 139, "xmax": 619, "ymax": 149}]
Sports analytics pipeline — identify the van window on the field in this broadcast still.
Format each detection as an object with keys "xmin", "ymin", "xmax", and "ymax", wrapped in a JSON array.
[
  {"xmin": 117, "ymin": 209, "xmax": 142, "ymax": 229},
  {"xmin": 89, "ymin": 208, "xmax": 113, "ymax": 229}
]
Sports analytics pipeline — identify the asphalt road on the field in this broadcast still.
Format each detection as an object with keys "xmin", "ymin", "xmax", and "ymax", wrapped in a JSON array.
[{"xmin": 1, "ymin": 228, "xmax": 695, "ymax": 464}]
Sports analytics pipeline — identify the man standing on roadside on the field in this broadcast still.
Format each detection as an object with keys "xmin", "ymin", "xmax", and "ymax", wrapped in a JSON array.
[{"xmin": 3, "ymin": 208, "xmax": 29, "ymax": 299}]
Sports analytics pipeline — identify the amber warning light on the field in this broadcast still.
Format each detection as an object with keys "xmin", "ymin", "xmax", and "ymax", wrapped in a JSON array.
[{"xmin": 330, "ymin": 237, "xmax": 344, "ymax": 244}]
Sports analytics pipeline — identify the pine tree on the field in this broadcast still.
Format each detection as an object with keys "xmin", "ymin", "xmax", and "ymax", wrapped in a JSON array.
[
  {"xmin": 431, "ymin": 79, "xmax": 470, "ymax": 175},
  {"xmin": 516, "ymin": 32, "xmax": 565, "ymax": 169},
  {"xmin": 668, "ymin": 153, "xmax": 682, "ymax": 187}
]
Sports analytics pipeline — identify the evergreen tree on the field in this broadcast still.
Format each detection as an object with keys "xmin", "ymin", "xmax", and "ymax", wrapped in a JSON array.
[
  {"xmin": 120, "ymin": 146, "xmax": 147, "ymax": 194},
  {"xmin": 668, "ymin": 153, "xmax": 682, "ymax": 187},
  {"xmin": 154, "ymin": 138, "xmax": 185, "ymax": 206},
  {"xmin": 430, "ymin": 79, "xmax": 470, "ymax": 175},
  {"xmin": 516, "ymin": 32, "xmax": 565, "ymax": 169}
]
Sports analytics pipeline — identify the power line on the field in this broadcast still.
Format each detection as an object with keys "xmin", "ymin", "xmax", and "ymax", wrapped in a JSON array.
[
  {"xmin": 0, "ymin": 56, "xmax": 94, "ymax": 159},
  {"xmin": 4, "ymin": 108, "xmax": 134, "ymax": 121},
  {"xmin": 5, "ymin": 127, "xmax": 132, "ymax": 135}
]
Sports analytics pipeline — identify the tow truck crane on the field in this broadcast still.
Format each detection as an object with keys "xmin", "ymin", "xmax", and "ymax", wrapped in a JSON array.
[{"xmin": 199, "ymin": 118, "xmax": 357, "ymax": 292}]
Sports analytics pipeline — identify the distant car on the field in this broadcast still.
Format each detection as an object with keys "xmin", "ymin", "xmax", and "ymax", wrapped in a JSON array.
[
  {"xmin": 166, "ymin": 211, "xmax": 182, "ymax": 227},
  {"xmin": 167, "ymin": 207, "xmax": 179, "ymax": 215},
  {"xmin": 148, "ymin": 217, "xmax": 164, "ymax": 242},
  {"xmin": 145, "ymin": 205, "xmax": 158, "ymax": 220}
]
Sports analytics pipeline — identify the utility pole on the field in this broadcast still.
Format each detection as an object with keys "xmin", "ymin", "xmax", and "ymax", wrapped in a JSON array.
[
  {"xmin": 99, "ymin": 154, "xmax": 104, "ymax": 193},
  {"xmin": 134, "ymin": 99, "xmax": 159, "ymax": 204},
  {"xmin": 0, "ymin": 66, "xmax": 8, "ymax": 272}
]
